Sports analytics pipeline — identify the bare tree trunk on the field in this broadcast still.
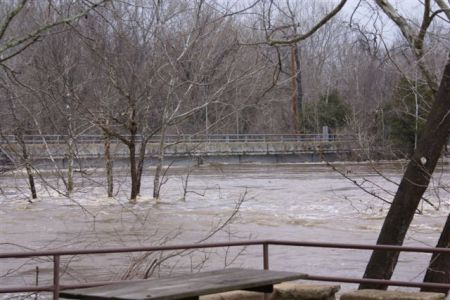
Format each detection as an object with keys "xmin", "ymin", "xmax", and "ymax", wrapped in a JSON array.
[
  {"xmin": 25, "ymin": 163, "xmax": 37, "ymax": 200},
  {"xmin": 181, "ymin": 162, "xmax": 193, "ymax": 202},
  {"xmin": 6, "ymin": 95, "xmax": 37, "ymax": 200},
  {"xmin": 360, "ymin": 56, "xmax": 450, "ymax": 289},
  {"xmin": 64, "ymin": 80, "xmax": 76, "ymax": 195},
  {"xmin": 103, "ymin": 130, "xmax": 113, "ymax": 198},
  {"xmin": 153, "ymin": 76, "xmax": 172, "ymax": 201},
  {"xmin": 136, "ymin": 138, "xmax": 148, "ymax": 195},
  {"xmin": 129, "ymin": 138, "xmax": 138, "ymax": 202},
  {"xmin": 66, "ymin": 136, "xmax": 74, "ymax": 195},
  {"xmin": 421, "ymin": 213, "xmax": 450, "ymax": 294},
  {"xmin": 18, "ymin": 135, "xmax": 37, "ymax": 200},
  {"xmin": 153, "ymin": 126, "xmax": 166, "ymax": 200}
]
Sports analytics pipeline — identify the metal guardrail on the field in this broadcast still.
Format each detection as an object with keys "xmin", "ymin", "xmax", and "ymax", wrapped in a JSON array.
[
  {"xmin": 1, "ymin": 239, "xmax": 450, "ymax": 299},
  {"xmin": 0, "ymin": 134, "xmax": 355, "ymax": 144}
]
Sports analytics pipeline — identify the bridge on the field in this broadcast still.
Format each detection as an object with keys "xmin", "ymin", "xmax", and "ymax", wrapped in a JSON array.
[{"xmin": 0, "ymin": 133, "xmax": 364, "ymax": 168}]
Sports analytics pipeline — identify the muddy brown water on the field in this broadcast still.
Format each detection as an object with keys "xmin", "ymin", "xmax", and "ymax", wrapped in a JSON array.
[{"xmin": 1, "ymin": 162, "xmax": 449, "ymax": 298}]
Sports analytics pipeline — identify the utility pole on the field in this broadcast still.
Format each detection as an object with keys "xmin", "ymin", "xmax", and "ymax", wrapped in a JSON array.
[{"xmin": 290, "ymin": 44, "xmax": 303, "ymax": 133}]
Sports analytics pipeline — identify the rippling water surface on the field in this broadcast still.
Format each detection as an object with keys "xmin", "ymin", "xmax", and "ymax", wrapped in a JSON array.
[{"xmin": 1, "ymin": 162, "xmax": 449, "ymax": 297}]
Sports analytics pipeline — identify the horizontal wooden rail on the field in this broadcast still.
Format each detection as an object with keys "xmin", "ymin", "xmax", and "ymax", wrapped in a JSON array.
[{"xmin": 1, "ymin": 239, "xmax": 450, "ymax": 299}]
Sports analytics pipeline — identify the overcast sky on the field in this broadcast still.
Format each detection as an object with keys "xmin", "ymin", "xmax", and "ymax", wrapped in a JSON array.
[
  {"xmin": 339, "ymin": 0, "xmax": 447, "ymax": 43},
  {"xmin": 227, "ymin": 0, "xmax": 448, "ymax": 43},
  {"xmin": 344, "ymin": 0, "xmax": 428, "ymax": 17}
]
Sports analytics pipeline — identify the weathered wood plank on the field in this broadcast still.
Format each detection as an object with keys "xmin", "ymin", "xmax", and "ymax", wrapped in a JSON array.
[{"xmin": 60, "ymin": 268, "xmax": 307, "ymax": 300}]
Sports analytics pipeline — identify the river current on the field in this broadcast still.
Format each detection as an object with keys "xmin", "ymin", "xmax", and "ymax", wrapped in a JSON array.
[{"xmin": 1, "ymin": 162, "xmax": 449, "ymax": 297}]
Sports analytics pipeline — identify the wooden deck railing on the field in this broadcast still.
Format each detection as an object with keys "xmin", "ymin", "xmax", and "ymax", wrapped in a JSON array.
[{"xmin": 1, "ymin": 240, "xmax": 450, "ymax": 299}]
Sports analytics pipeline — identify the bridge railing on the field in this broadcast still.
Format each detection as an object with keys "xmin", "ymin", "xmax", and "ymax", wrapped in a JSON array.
[{"xmin": 0, "ymin": 134, "xmax": 356, "ymax": 144}]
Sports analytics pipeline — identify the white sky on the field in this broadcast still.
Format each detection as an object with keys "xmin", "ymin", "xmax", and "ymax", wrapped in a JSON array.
[
  {"xmin": 226, "ymin": 0, "xmax": 448, "ymax": 43},
  {"xmin": 344, "ymin": 0, "xmax": 427, "ymax": 18},
  {"xmin": 339, "ymin": 0, "xmax": 447, "ymax": 43}
]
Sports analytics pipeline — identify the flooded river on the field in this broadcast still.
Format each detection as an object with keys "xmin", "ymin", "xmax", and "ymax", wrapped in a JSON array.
[{"xmin": 1, "ymin": 162, "xmax": 449, "ymax": 297}]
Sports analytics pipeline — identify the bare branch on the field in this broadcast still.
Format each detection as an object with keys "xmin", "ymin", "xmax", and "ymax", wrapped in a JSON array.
[
  {"xmin": 0, "ymin": 0, "xmax": 110, "ymax": 60},
  {"xmin": 0, "ymin": 0, "xmax": 27, "ymax": 41},
  {"xmin": 268, "ymin": 0, "xmax": 347, "ymax": 45},
  {"xmin": 374, "ymin": 0, "xmax": 439, "ymax": 91},
  {"xmin": 434, "ymin": 0, "xmax": 450, "ymax": 20}
]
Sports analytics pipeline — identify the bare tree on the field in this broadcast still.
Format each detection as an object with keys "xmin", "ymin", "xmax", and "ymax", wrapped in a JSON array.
[
  {"xmin": 258, "ymin": 0, "xmax": 450, "ymax": 292},
  {"xmin": 357, "ymin": 1, "xmax": 450, "ymax": 291},
  {"xmin": 0, "ymin": 80, "xmax": 37, "ymax": 200},
  {"xmin": 0, "ymin": 0, "xmax": 110, "ymax": 200}
]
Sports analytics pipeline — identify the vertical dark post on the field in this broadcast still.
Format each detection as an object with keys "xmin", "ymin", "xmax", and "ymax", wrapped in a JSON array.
[
  {"xmin": 103, "ymin": 127, "xmax": 113, "ymax": 198},
  {"xmin": 53, "ymin": 255, "xmax": 60, "ymax": 300},
  {"xmin": 263, "ymin": 243, "xmax": 269, "ymax": 270},
  {"xmin": 263, "ymin": 243, "xmax": 270, "ymax": 300},
  {"xmin": 35, "ymin": 266, "xmax": 39, "ymax": 300}
]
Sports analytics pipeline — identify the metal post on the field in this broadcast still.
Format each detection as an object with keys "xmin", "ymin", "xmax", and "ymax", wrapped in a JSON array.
[
  {"xmin": 263, "ymin": 243, "xmax": 269, "ymax": 270},
  {"xmin": 53, "ymin": 255, "xmax": 60, "ymax": 300},
  {"xmin": 263, "ymin": 243, "xmax": 270, "ymax": 300}
]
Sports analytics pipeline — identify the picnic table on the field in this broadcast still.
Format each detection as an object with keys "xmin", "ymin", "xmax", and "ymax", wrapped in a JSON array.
[{"xmin": 60, "ymin": 268, "xmax": 307, "ymax": 300}]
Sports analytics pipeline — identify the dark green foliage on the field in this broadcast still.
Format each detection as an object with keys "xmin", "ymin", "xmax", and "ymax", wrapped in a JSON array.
[
  {"xmin": 380, "ymin": 77, "xmax": 433, "ymax": 153},
  {"xmin": 301, "ymin": 90, "xmax": 350, "ymax": 133}
]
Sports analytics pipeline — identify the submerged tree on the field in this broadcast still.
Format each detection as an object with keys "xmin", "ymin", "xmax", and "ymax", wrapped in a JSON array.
[
  {"xmin": 0, "ymin": 0, "xmax": 109, "ymax": 199},
  {"xmin": 1, "ymin": 82, "xmax": 37, "ymax": 200}
]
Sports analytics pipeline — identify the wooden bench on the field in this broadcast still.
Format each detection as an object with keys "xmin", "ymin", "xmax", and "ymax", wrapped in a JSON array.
[{"xmin": 60, "ymin": 268, "xmax": 307, "ymax": 300}]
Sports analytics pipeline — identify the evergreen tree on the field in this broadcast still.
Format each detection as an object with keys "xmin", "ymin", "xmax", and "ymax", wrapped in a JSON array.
[{"xmin": 381, "ymin": 77, "xmax": 433, "ymax": 153}]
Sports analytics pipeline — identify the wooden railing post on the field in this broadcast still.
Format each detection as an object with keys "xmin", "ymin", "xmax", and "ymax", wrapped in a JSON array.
[
  {"xmin": 53, "ymin": 255, "xmax": 60, "ymax": 300},
  {"xmin": 263, "ymin": 242, "xmax": 270, "ymax": 300},
  {"xmin": 263, "ymin": 242, "xmax": 269, "ymax": 270}
]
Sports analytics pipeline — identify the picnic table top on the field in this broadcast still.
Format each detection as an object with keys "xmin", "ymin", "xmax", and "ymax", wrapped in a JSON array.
[{"xmin": 59, "ymin": 268, "xmax": 307, "ymax": 300}]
